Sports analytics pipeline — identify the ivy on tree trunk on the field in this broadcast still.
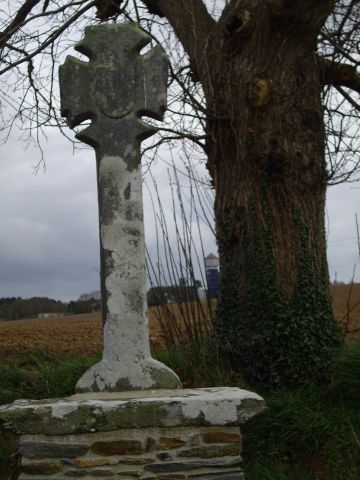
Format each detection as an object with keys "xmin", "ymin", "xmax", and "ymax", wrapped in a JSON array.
[
  {"xmin": 201, "ymin": 1, "xmax": 343, "ymax": 389},
  {"xmin": 135, "ymin": 0, "xmax": 349, "ymax": 389}
]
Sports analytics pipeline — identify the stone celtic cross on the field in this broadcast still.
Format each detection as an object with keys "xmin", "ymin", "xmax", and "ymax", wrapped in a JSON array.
[{"xmin": 59, "ymin": 23, "xmax": 181, "ymax": 392}]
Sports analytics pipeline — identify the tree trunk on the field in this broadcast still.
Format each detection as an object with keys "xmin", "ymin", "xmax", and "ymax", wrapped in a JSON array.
[{"xmin": 202, "ymin": 16, "xmax": 341, "ymax": 388}]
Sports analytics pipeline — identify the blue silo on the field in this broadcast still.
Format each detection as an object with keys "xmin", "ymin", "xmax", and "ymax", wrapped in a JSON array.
[{"xmin": 205, "ymin": 253, "xmax": 220, "ymax": 298}]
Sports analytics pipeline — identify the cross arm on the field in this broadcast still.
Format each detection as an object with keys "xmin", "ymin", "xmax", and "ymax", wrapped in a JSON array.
[
  {"xmin": 59, "ymin": 56, "xmax": 95, "ymax": 129},
  {"xmin": 59, "ymin": 23, "xmax": 170, "ymax": 154},
  {"xmin": 139, "ymin": 45, "xmax": 168, "ymax": 121}
]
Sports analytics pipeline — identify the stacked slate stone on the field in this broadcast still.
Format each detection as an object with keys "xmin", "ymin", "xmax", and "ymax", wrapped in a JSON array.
[
  {"xmin": 19, "ymin": 428, "xmax": 243, "ymax": 478},
  {"xmin": 0, "ymin": 388, "xmax": 265, "ymax": 479}
]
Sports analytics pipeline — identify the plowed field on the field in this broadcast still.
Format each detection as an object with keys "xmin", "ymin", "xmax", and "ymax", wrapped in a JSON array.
[{"xmin": 0, "ymin": 285, "xmax": 359, "ymax": 359}]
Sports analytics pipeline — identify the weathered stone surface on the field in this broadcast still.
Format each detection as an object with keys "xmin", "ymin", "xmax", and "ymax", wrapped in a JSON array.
[
  {"xmin": 144, "ymin": 458, "xmax": 242, "ymax": 473},
  {"xmin": 65, "ymin": 469, "xmax": 115, "ymax": 477},
  {"xmin": 88, "ymin": 470, "xmax": 115, "ymax": 477},
  {"xmin": 91, "ymin": 439, "xmax": 143, "ymax": 455},
  {"xmin": 186, "ymin": 473, "xmax": 243, "ymax": 480},
  {"xmin": 65, "ymin": 469, "xmax": 115, "ymax": 478},
  {"xmin": 118, "ymin": 456, "xmax": 154, "ymax": 465},
  {"xmin": 64, "ymin": 471, "xmax": 89, "ymax": 477},
  {"xmin": 157, "ymin": 452, "xmax": 172, "ymax": 461},
  {"xmin": 190, "ymin": 434, "xmax": 200, "ymax": 446},
  {"xmin": 145, "ymin": 437, "xmax": 156, "ymax": 452},
  {"xmin": 207, "ymin": 475, "xmax": 245, "ymax": 480},
  {"xmin": 159, "ymin": 437, "xmax": 186, "ymax": 450},
  {"xmin": 0, "ymin": 388, "xmax": 266, "ymax": 435},
  {"xmin": 158, "ymin": 475, "xmax": 186, "ymax": 479},
  {"xmin": 19, "ymin": 441, "xmax": 88, "ymax": 458},
  {"xmin": 202, "ymin": 431, "xmax": 242, "ymax": 444},
  {"xmin": 74, "ymin": 457, "xmax": 118, "ymax": 468},
  {"xmin": 59, "ymin": 24, "xmax": 167, "ymax": 156},
  {"xmin": 59, "ymin": 22, "xmax": 181, "ymax": 393},
  {"xmin": 145, "ymin": 462, "xmax": 205, "ymax": 473},
  {"xmin": 18, "ymin": 477, "xmax": 67, "ymax": 480},
  {"xmin": 20, "ymin": 460, "xmax": 61, "ymax": 474},
  {"xmin": 178, "ymin": 443, "xmax": 241, "ymax": 458},
  {"xmin": 117, "ymin": 472, "xmax": 142, "ymax": 477},
  {"xmin": 14, "ymin": 425, "xmax": 247, "ymax": 479}
]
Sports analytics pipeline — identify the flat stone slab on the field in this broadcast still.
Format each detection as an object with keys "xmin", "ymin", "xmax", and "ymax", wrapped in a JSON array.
[{"xmin": 0, "ymin": 388, "xmax": 266, "ymax": 435}]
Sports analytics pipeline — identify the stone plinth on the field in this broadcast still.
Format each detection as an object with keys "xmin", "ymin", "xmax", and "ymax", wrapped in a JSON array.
[{"xmin": 0, "ymin": 388, "xmax": 266, "ymax": 479}]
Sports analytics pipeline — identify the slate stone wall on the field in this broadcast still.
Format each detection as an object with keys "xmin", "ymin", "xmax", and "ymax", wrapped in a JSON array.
[
  {"xmin": 1, "ymin": 388, "xmax": 265, "ymax": 479},
  {"xmin": 18, "ymin": 426, "xmax": 244, "ymax": 479}
]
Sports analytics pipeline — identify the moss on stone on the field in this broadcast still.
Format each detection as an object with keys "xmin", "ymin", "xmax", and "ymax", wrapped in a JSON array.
[
  {"xmin": 91, "ymin": 439, "xmax": 143, "ymax": 455},
  {"xmin": 94, "ymin": 403, "xmax": 169, "ymax": 430},
  {"xmin": 178, "ymin": 443, "xmax": 241, "ymax": 458}
]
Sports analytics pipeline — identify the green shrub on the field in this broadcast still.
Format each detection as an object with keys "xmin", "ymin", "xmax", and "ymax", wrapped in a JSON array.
[
  {"xmin": 243, "ymin": 340, "xmax": 360, "ymax": 479},
  {"xmin": 0, "ymin": 431, "xmax": 18, "ymax": 480},
  {"xmin": 331, "ymin": 339, "xmax": 360, "ymax": 400},
  {"xmin": 0, "ymin": 352, "xmax": 98, "ymax": 404}
]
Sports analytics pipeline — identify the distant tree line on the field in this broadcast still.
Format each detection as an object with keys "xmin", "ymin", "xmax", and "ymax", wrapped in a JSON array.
[
  {"xmin": 0, "ymin": 296, "xmax": 100, "ymax": 321},
  {"xmin": 0, "ymin": 297, "xmax": 66, "ymax": 321},
  {"xmin": 66, "ymin": 298, "xmax": 100, "ymax": 315},
  {"xmin": 0, "ymin": 287, "xmax": 201, "ymax": 319}
]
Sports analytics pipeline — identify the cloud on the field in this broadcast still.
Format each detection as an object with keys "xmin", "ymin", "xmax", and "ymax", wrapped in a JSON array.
[
  {"xmin": 0, "ymin": 125, "xmax": 358, "ymax": 302},
  {"xmin": 326, "ymin": 183, "xmax": 360, "ymax": 283},
  {"xmin": 0, "ymin": 129, "xmax": 100, "ymax": 301}
]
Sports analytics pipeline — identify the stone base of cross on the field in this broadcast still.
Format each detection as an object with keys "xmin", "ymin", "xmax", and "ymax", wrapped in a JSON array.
[{"xmin": 59, "ymin": 23, "xmax": 181, "ymax": 392}]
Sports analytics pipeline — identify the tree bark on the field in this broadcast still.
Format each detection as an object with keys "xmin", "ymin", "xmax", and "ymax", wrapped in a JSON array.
[
  {"xmin": 200, "ymin": 8, "xmax": 341, "ymax": 388},
  {"xmin": 142, "ymin": 0, "xmax": 344, "ymax": 388}
]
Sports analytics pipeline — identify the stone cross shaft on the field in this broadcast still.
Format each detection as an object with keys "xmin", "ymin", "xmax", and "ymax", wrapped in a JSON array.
[{"xmin": 59, "ymin": 23, "xmax": 181, "ymax": 392}]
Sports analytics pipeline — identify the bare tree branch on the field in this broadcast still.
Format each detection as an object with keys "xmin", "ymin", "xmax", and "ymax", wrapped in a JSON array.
[
  {"xmin": 0, "ymin": 0, "xmax": 41, "ymax": 51},
  {"xmin": 0, "ymin": 1, "xmax": 96, "ymax": 76},
  {"xmin": 319, "ymin": 57, "xmax": 360, "ymax": 97},
  {"xmin": 335, "ymin": 86, "xmax": 360, "ymax": 111},
  {"xmin": 140, "ymin": 0, "xmax": 216, "ymax": 65},
  {"xmin": 0, "ymin": 0, "xmax": 359, "ymax": 185}
]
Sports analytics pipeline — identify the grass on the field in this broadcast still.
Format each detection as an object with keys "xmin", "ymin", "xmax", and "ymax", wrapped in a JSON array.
[
  {"xmin": 0, "ymin": 342, "xmax": 359, "ymax": 479},
  {"xmin": 0, "ymin": 351, "xmax": 99, "ymax": 404},
  {"xmin": 154, "ymin": 339, "xmax": 248, "ymax": 389},
  {"xmin": 158, "ymin": 340, "xmax": 360, "ymax": 479},
  {"xmin": 0, "ymin": 351, "xmax": 99, "ymax": 479},
  {"xmin": 243, "ymin": 340, "xmax": 360, "ymax": 480}
]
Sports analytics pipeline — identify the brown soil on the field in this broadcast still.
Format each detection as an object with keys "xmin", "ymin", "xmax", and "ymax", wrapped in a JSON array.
[
  {"xmin": 331, "ymin": 283, "xmax": 360, "ymax": 339},
  {"xmin": 0, "ymin": 285, "xmax": 359, "ymax": 359}
]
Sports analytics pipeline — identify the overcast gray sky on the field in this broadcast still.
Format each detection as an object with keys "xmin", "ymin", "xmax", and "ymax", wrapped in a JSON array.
[
  {"xmin": 0, "ymin": 123, "xmax": 359, "ymax": 301},
  {"xmin": 0, "ymin": 1, "xmax": 358, "ymax": 302}
]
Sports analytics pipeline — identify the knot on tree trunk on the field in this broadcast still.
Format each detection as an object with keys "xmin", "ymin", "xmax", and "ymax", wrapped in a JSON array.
[
  {"xmin": 248, "ymin": 77, "xmax": 271, "ymax": 107},
  {"xmin": 225, "ymin": 9, "xmax": 255, "ymax": 37}
]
